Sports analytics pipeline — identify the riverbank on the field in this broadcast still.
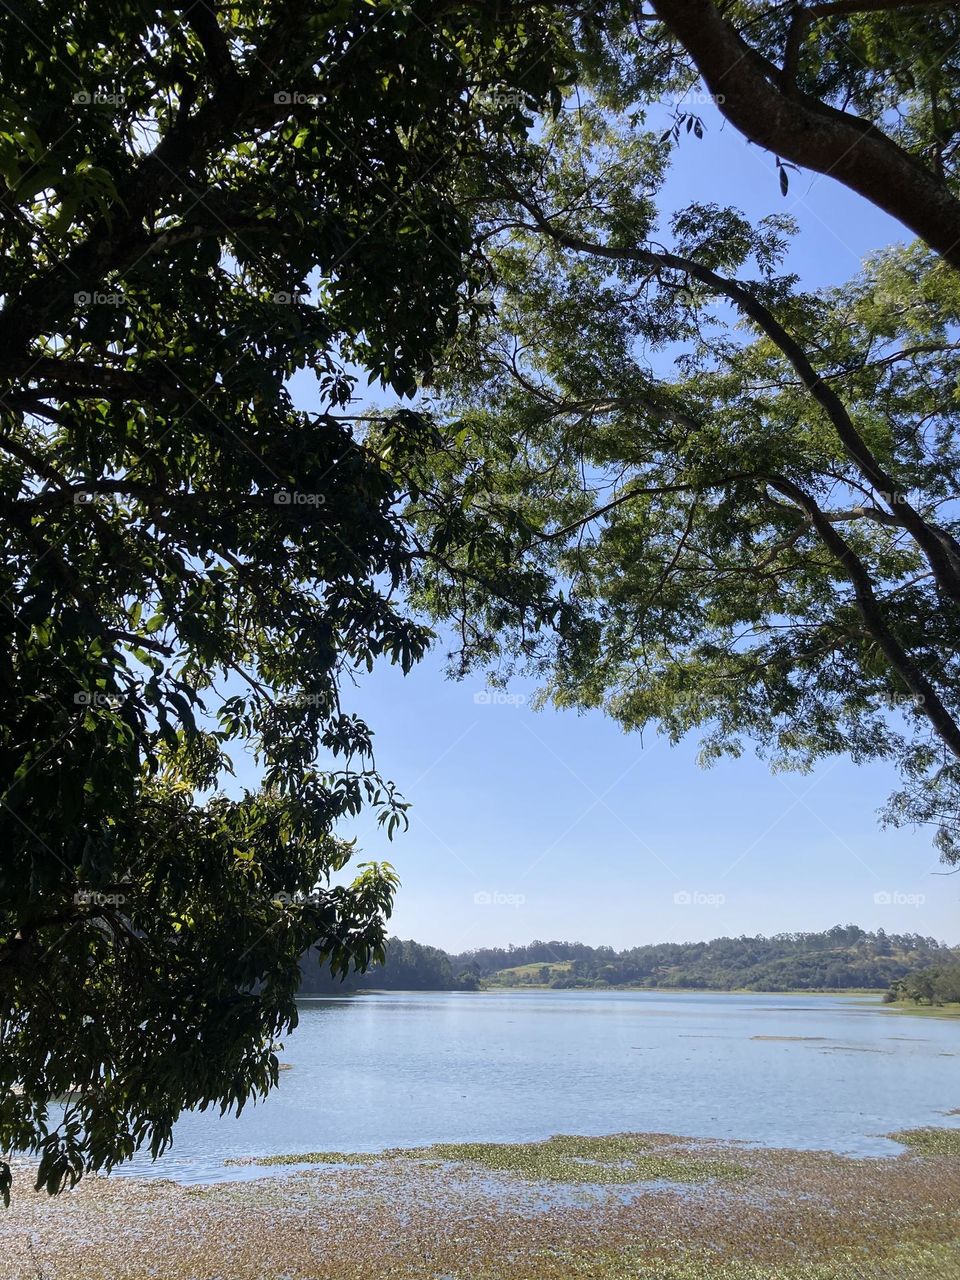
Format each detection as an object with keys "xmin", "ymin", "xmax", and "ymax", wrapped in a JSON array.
[
  {"xmin": 880, "ymin": 998, "xmax": 960, "ymax": 1020},
  {"xmin": 477, "ymin": 983, "xmax": 891, "ymax": 995},
  {"xmin": 5, "ymin": 1128, "xmax": 960, "ymax": 1279}
]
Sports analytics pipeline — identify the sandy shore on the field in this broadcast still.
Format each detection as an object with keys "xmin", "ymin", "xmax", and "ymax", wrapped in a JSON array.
[{"xmin": 3, "ymin": 1130, "xmax": 960, "ymax": 1279}]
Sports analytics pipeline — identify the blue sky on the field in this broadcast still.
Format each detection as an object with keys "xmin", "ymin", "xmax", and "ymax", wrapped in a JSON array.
[{"xmin": 277, "ymin": 104, "xmax": 958, "ymax": 954}]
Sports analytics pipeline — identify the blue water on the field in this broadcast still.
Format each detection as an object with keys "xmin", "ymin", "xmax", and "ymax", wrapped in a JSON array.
[{"xmin": 104, "ymin": 990, "xmax": 960, "ymax": 1183}]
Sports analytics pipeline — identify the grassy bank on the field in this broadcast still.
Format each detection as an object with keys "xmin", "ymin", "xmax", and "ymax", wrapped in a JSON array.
[
  {"xmin": 4, "ymin": 1127, "xmax": 960, "ymax": 1279},
  {"xmin": 880, "ymin": 999, "xmax": 960, "ymax": 1020}
]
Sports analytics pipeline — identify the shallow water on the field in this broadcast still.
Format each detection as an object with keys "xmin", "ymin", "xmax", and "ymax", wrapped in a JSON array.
[{"xmin": 103, "ymin": 990, "xmax": 960, "ymax": 1183}]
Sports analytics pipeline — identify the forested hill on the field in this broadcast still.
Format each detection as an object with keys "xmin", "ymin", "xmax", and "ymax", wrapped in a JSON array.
[{"xmin": 298, "ymin": 926, "xmax": 956, "ymax": 994}]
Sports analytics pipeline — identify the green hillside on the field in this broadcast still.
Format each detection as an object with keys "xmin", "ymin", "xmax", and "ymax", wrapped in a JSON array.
[{"xmin": 300, "ymin": 926, "xmax": 957, "ymax": 995}]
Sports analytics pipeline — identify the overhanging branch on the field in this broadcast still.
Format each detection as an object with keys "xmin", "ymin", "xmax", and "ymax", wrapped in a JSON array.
[{"xmin": 649, "ymin": 0, "xmax": 960, "ymax": 269}]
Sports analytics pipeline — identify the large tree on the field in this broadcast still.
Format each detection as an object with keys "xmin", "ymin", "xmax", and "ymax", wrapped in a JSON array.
[
  {"xmin": 390, "ymin": 19, "xmax": 960, "ymax": 862},
  {"xmin": 0, "ymin": 0, "xmax": 568, "ymax": 1198}
]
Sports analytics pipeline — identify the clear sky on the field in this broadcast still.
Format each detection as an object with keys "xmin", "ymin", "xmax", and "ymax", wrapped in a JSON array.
[{"xmin": 274, "ymin": 102, "xmax": 959, "ymax": 955}]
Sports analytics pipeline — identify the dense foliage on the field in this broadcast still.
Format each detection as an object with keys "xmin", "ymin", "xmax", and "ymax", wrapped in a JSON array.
[
  {"xmin": 887, "ymin": 964, "xmax": 960, "ymax": 1006},
  {"xmin": 6, "ymin": 0, "xmax": 960, "ymax": 1202},
  {"xmin": 300, "ymin": 926, "xmax": 956, "ymax": 993},
  {"xmin": 0, "ymin": 0, "xmax": 569, "ymax": 1199},
  {"xmin": 391, "ymin": 4, "xmax": 960, "ymax": 863}
]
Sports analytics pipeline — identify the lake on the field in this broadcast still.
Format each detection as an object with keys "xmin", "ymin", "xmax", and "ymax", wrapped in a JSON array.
[{"xmin": 107, "ymin": 990, "xmax": 960, "ymax": 1183}]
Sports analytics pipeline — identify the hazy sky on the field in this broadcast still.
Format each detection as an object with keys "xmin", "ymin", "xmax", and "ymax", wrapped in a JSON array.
[{"xmin": 275, "ymin": 102, "xmax": 959, "ymax": 954}]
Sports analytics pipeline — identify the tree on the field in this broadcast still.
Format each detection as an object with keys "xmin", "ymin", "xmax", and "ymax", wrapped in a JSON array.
[
  {"xmin": 893, "ymin": 961, "xmax": 960, "ymax": 1002},
  {"xmin": 0, "ymin": 0, "xmax": 569, "ymax": 1199},
  {"xmin": 388, "ymin": 21, "xmax": 960, "ymax": 861}
]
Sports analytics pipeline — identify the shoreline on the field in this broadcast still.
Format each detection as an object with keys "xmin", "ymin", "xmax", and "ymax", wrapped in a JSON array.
[
  {"xmin": 478, "ymin": 985, "xmax": 890, "ymax": 996},
  {"xmin": 309, "ymin": 985, "xmax": 890, "ymax": 997},
  {"xmin": 876, "ymin": 999, "xmax": 960, "ymax": 1020},
  {"xmin": 310, "ymin": 988, "xmax": 960, "ymax": 1016}
]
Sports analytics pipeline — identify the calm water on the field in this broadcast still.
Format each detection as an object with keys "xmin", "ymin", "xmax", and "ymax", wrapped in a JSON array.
[{"xmin": 104, "ymin": 990, "xmax": 960, "ymax": 1183}]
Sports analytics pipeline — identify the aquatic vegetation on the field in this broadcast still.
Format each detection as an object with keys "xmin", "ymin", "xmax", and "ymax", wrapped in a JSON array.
[
  {"xmin": 888, "ymin": 1127, "xmax": 960, "ymax": 1156},
  {"xmin": 225, "ymin": 1152, "xmax": 371, "ymax": 1172},
  {"xmin": 882, "ymin": 1001, "xmax": 960, "ymax": 1021},
  {"xmin": 3, "ymin": 1132, "xmax": 960, "ymax": 1279},
  {"xmin": 395, "ymin": 1133, "xmax": 746, "ymax": 1184},
  {"xmin": 819, "ymin": 1045, "xmax": 889, "ymax": 1054},
  {"xmin": 229, "ymin": 1132, "xmax": 745, "ymax": 1184}
]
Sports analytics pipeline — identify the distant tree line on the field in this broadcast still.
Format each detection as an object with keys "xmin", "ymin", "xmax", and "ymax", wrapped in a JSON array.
[
  {"xmin": 299, "ymin": 937, "xmax": 479, "ymax": 994},
  {"xmin": 299, "ymin": 926, "xmax": 956, "ymax": 994}
]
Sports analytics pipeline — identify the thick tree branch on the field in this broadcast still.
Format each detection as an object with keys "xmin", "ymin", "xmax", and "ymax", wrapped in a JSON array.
[
  {"xmin": 507, "ymin": 196, "xmax": 960, "ymax": 605},
  {"xmin": 649, "ymin": 0, "xmax": 960, "ymax": 270},
  {"xmin": 769, "ymin": 474, "xmax": 960, "ymax": 757},
  {"xmin": 763, "ymin": 495, "xmax": 903, "ymax": 527},
  {"xmin": 23, "ymin": 357, "xmax": 191, "ymax": 402},
  {"xmin": 183, "ymin": 0, "xmax": 238, "ymax": 87}
]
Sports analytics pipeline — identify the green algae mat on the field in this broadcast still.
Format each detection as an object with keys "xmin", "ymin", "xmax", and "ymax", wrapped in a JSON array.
[
  {"xmin": 226, "ymin": 1132, "xmax": 748, "ymax": 1184},
  {"xmin": 3, "ymin": 1128, "xmax": 959, "ymax": 1279}
]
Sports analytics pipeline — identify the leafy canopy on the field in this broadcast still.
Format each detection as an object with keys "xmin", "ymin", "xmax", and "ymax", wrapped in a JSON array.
[
  {"xmin": 0, "ymin": 0, "xmax": 570, "ymax": 1199},
  {"xmin": 390, "ymin": 19, "xmax": 960, "ymax": 863}
]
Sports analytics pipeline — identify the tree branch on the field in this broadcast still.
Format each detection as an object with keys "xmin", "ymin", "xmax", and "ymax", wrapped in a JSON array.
[
  {"xmin": 23, "ymin": 357, "xmax": 191, "ymax": 402},
  {"xmin": 769, "ymin": 474, "xmax": 960, "ymax": 757},
  {"xmin": 506, "ymin": 195, "xmax": 960, "ymax": 605},
  {"xmin": 183, "ymin": 0, "xmax": 238, "ymax": 88},
  {"xmin": 541, "ymin": 474, "xmax": 756, "ymax": 541},
  {"xmin": 649, "ymin": 0, "xmax": 960, "ymax": 269}
]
